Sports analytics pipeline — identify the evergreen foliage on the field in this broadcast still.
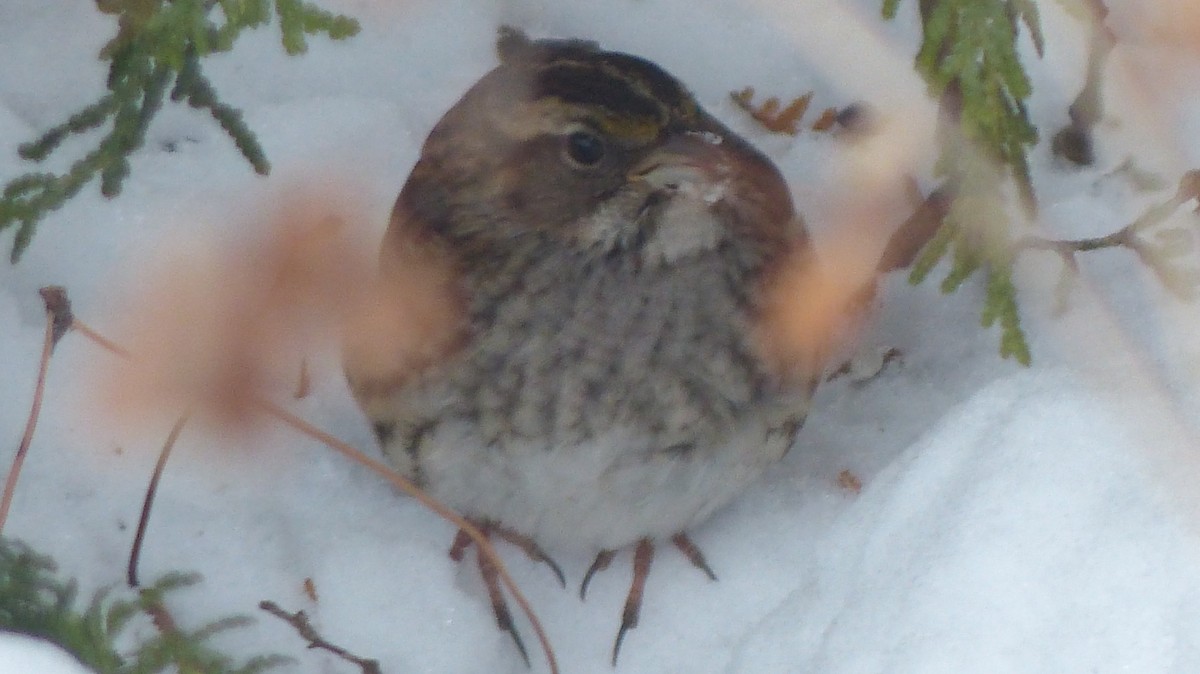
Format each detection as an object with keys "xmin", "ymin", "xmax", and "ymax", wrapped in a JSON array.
[
  {"xmin": 0, "ymin": 0, "xmax": 360, "ymax": 263},
  {"xmin": 0, "ymin": 537, "xmax": 288, "ymax": 674},
  {"xmin": 884, "ymin": 0, "xmax": 1043, "ymax": 365}
]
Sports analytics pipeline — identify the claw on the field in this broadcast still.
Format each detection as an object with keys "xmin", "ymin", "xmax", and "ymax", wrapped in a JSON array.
[
  {"xmin": 492, "ymin": 524, "xmax": 567, "ymax": 588},
  {"xmin": 447, "ymin": 523, "xmax": 532, "ymax": 666},
  {"xmin": 477, "ymin": 544, "xmax": 531, "ymax": 667},
  {"xmin": 611, "ymin": 539, "xmax": 654, "ymax": 666},
  {"xmin": 580, "ymin": 549, "xmax": 616, "ymax": 600},
  {"xmin": 671, "ymin": 533, "xmax": 718, "ymax": 581},
  {"xmin": 448, "ymin": 527, "xmax": 473, "ymax": 562}
]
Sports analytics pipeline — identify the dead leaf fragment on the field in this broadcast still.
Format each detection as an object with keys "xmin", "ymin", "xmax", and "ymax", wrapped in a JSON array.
[
  {"xmin": 732, "ymin": 87, "xmax": 816, "ymax": 136},
  {"xmin": 837, "ymin": 469, "xmax": 863, "ymax": 494}
]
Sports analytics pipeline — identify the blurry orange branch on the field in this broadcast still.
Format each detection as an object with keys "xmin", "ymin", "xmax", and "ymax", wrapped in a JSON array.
[
  {"xmin": 255, "ymin": 399, "xmax": 558, "ymax": 673},
  {"xmin": 876, "ymin": 184, "xmax": 954, "ymax": 274},
  {"xmin": 3, "ymin": 292, "xmax": 558, "ymax": 674}
]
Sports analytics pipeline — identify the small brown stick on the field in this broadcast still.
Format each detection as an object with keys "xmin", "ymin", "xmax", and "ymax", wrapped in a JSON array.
[
  {"xmin": 1012, "ymin": 185, "xmax": 1195, "ymax": 288},
  {"xmin": 0, "ymin": 287, "xmax": 72, "ymax": 533},
  {"xmin": 69, "ymin": 314, "xmax": 559, "ymax": 674},
  {"xmin": 127, "ymin": 413, "xmax": 190, "ymax": 588},
  {"xmin": 611, "ymin": 539, "xmax": 654, "ymax": 666},
  {"xmin": 261, "ymin": 600, "xmax": 382, "ymax": 674},
  {"xmin": 71, "ymin": 318, "xmax": 130, "ymax": 358}
]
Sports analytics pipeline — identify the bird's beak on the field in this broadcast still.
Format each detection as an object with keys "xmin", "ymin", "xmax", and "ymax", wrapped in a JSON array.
[{"xmin": 630, "ymin": 130, "xmax": 732, "ymax": 196}]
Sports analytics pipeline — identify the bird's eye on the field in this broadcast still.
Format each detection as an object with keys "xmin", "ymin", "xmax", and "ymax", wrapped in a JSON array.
[{"xmin": 564, "ymin": 131, "xmax": 605, "ymax": 167}]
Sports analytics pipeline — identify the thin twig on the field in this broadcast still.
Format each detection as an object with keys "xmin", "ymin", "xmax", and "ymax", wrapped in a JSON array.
[
  {"xmin": 1013, "ymin": 191, "xmax": 1191, "ymax": 269},
  {"xmin": 883, "ymin": 172, "xmax": 1199, "ymax": 287},
  {"xmin": 0, "ymin": 287, "xmax": 72, "ymax": 532},
  {"xmin": 127, "ymin": 413, "xmax": 190, "ymax": 588},
  {"xmin": 257, "ymin": 401, "xmax": 559, "ymax": 674},
  {"xmin": 1015, "ymin": 232, "xmax": 1114, "ymax": 270},
  {"xmin": 260, "ymin": 600, "xmax": 382, "ymax": 674},
  {"xmin": 71, "ymin": 319, "xmax": 131, "ymax": 358},
  {"xmin": 68, "ymin": 313, "xmax": 559, "ymax": 674}
]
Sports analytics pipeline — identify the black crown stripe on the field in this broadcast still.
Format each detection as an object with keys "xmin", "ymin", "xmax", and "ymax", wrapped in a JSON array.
[{"xmin": 534, "ymin": 62, "xmax": 665, "ymax": 124}]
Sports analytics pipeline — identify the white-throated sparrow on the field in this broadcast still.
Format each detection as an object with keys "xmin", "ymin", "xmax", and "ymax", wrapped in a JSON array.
[{"xmin": 344, "ymin": 26, "xmax": 823, "ymax": 665}]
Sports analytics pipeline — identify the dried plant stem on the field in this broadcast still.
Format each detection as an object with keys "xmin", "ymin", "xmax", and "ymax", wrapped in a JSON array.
[
  {"xmin": 260, "ymin": 600, "xmax": 381, "ymax": 674},
  {"xmin": 0, "ymin": 312, "xmax": 53, "ymax": 532},
  {"xmin": 1014, "ymin": 185, "xmax": 1195, "ymax": 288},
  {"xmin": 257, "ymin": 400, "xmax": 559, "ymax": 674},
  {"xmin": 72, "ymin": 319, "xmax": 131, "ymax": 358},
  {"xmin": 127, "ymin": 412, "xmax": 190, "ymax": 588},
  {"xmin": 882, "ymin": 170, "xmax": 1199, "ymax": 280},
  {"xmin": 1016, "ymin": 229, "xmax": 1133, "ymax": 271},
  {"xmin": 68, "ymin": 314, "xmax": 559, "ymax": 674},
  {"xmin": 0, "ymin": 288, "xmax": 71, "ymax": 533}
]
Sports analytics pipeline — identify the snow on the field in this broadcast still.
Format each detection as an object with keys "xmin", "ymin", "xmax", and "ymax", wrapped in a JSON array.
[
  {"xmin": 0, "ymin": 634, "xmax": 95, "ymax": 674},
  {"xmin": 3, "ymin": 1, "xmax": 1200, "ymax": 673}
]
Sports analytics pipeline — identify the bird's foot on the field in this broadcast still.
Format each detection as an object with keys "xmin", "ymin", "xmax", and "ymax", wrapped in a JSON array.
[
  {"xmin": 447, "ymin": 521, "xmax": 565, "ymax": 666},
  {"xmin": 580, "ymin": 532, "xmax": 718, "ymax": 666},
  {"xmin": 448, "ymin": 521, "xmax": 565, "ymax": 586},
  {"xmin": 489, "ymin": 523, "xmax": 567, "ymax": 588}
]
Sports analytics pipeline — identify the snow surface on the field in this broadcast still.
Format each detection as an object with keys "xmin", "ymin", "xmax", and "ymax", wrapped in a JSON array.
[
  {"xmin": 3, "ymin": 1, "xmax": 1200, "ymax": 673},
  {"xmin": 0, "ymin": 634, "xmax": 95, "ymax": 674}
]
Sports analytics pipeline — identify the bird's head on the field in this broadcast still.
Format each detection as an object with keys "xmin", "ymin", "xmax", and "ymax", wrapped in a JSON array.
[{"xmin": 396, "ymin": 27, "xmax": 802, "ymax": 268}]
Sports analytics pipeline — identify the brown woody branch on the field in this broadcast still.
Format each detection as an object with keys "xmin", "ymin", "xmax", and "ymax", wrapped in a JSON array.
[
  {"xmin": 0, "ymin": 287, "xmax": 72, "ymax": 532},
  {"xmin": 57, "ymin": 307, "xmax": 559, "ymax": 674},
  {"xmin": 261, "ymin": 600, "xmax": 382, "ymax": 674}
]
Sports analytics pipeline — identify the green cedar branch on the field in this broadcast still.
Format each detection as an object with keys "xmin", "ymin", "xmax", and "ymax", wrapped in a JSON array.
[
  {"xmin": 910, "ymin": 0, "xmax": 1040, "ymax": 214},
  {"xmin": 0, "ymin": 0, "xmax": 360, "ymax": 263},
  {"xmin": 0, "ymin": 537, "xmax": 287, "ymax": 674},
  {"xmin": 982, "ymin": 265, "xmax": 1030, "ymax": 365},
  {"xmin": 887, "ymin": 171, "xmax": 1200, "ymax": 365},
  {"xmin": 885, "ymin": 0, "xmax": 1043, "ymax": 363},
  {"xmin": 136, "ymin": 572, "xmax": 292, "ymax": 674}
]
